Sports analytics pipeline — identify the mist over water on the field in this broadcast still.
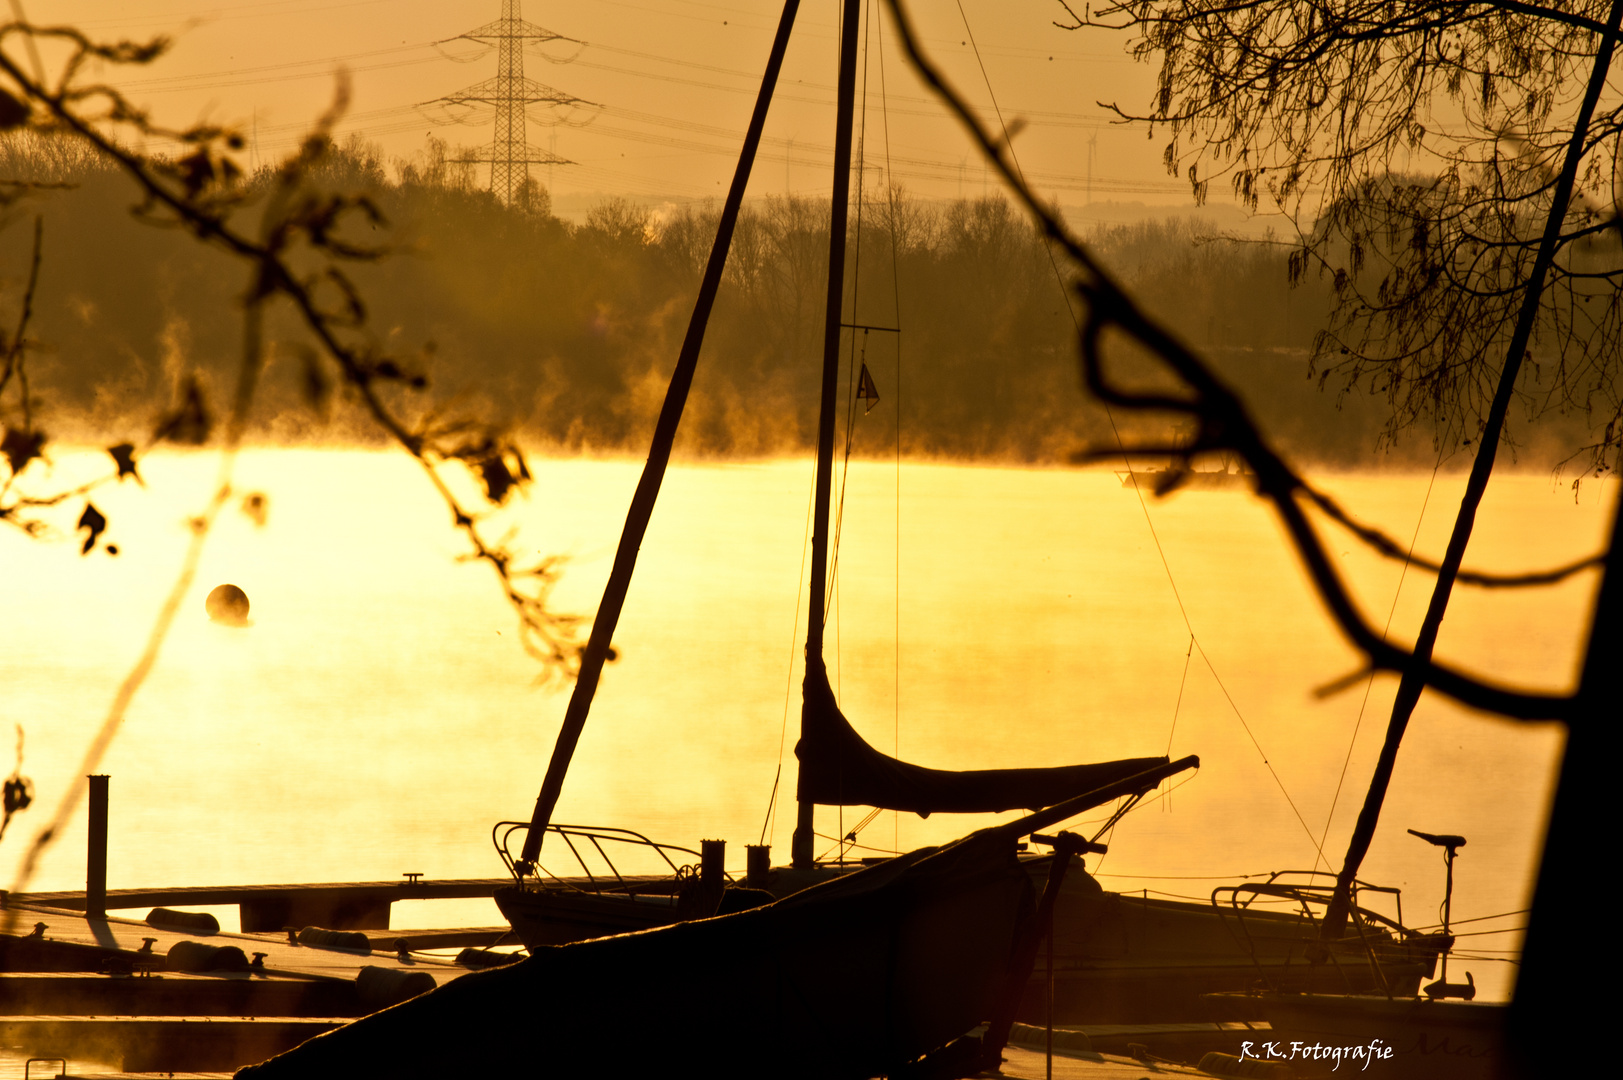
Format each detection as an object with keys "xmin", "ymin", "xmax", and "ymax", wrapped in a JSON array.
[
  {"xmin": 2, "ymin": 448, "xmax": 1602, "ymax": 1003},
  {"xmin": 6, "ymin": 135, "xmax": 1601, "ymax": 472}
]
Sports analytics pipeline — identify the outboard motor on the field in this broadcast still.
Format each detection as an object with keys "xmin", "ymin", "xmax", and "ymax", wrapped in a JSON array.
[{"xmin": 1408, "ymin": 828, "xmax": 1475, "ymax": 999}]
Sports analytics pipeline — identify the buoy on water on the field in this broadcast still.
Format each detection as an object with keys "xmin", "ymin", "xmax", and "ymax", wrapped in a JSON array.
[{"xmin": 206, "ymin": 584, "xmax": 250, "ymax": 626}]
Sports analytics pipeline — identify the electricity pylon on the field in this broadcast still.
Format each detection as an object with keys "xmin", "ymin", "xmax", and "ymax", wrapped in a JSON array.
[{"xmin": 425, "ymin": 1, "xmax": 590, "ymax": 204}]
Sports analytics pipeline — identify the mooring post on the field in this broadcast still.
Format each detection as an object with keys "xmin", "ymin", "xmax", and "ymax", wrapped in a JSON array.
[
  {"xmin": 701, "ymin": 839, "xmax": 725, "ymax": 888},
  {"xmin": 87, "ymin": 774, "xmax": 109, "ymax": 919},
  {"xmin": 745, "ymin": 844, "xmax": 770, "ymax": 890},
  {"xmin": 700, "ymin": 839, "xmax": 726, "ymax": 916}
]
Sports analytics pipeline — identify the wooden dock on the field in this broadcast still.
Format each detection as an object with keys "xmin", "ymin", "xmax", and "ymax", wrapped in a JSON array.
[
  {"xmin": 0, "ymin": 1045, "xmax": 1221, "ymax": 1080},
  {"xmin": 7, "ymin": 878, "xmax": 503, "ymax": 933},
  {"xmin": 7, "ymin": 874, "xmax": 669, "ymax": 932},
  {"xmin": 0, "ymin": 889, "xmax": 526, "ymax": 1074},
  {"xmin": 0, "ymin": 887, "xmax": 1306, "ymax": 1078},
  {"xmin": 0, "ymin": 1028, "xmax": 1248, "ymax": 1079}
]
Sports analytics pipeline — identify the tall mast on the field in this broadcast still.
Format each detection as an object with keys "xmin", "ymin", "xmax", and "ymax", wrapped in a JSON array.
[
  {"xmin": 518, "ymin": 0, "xmax": 803, "ymax": 871},
  {"xmin": 791, "ymin": 0, "xmax": 863, "ymax": 869}
]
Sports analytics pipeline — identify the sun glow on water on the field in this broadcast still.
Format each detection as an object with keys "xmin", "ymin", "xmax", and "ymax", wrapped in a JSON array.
[{"xmin": 3, "ymin": 447, "xmax": 1604, "ymax": 1002}]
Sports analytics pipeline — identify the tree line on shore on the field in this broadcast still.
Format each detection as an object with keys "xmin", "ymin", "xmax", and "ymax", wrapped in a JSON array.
[{"xmin": 0, "ymin": 133, "xmax": 1589, "ymax": 468}]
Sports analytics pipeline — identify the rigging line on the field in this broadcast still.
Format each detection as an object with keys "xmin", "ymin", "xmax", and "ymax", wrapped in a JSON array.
[
  {"xmin": 1058, "ymin": 769, "xmax": 1201, "ymax": 877},
  {"xmin": 759, "ymin": 765, "xmax": 781, "ymax": 849},
  {"xmin": 876, "ymin": 0, "xmax": 905, "ymax": 857},
  {"xmin": 6, "ymin": 1, "xmax": 44, "ymax": 86},
  {"xmin": 842, "ymin": 805, "xmax": 885, "ymax": 842},
  {"xmin": 1190, "ymin": 636, "xmax": 1327, "ymax": 865},
  {"xmin": 1089, "ymin": 819, "xmax": 1120, "ymax": 876},
  {"xmin": 823, "ymin": 0, "xmax": 877, "ymax": 628},
  {"xmin": 1088, "ymin": 793, "xmax": 1143, "ymax": 846},
  {"xmin": 815, "ymin": 823, "xmax": 898, "ymax": 861},
  {"xmin": 1139, "ymin": 889, "xmax": 1265, "ymax": 905},
  {"xmin": 951, "ymin": 0, "xmax": 1325, "ymax": 862},
  {"xmin": 827, "ymin": 0, "xmax": 885, "ymax": 713},
  {"xmin": 1313, "ymin": 419, "xmax": 1455, "ymax": 875},
  {"xmin": 1167, "ymin": 633, "xmax": 1194, "ymax": 757},
  {"xmin": 821, "ymin": 0, "xmax": 848, "ymax": 635},
  {"xmin": 828, "ymin": 328, "xmax": 866, "ymax": 618},
  {"xmin": 1110, "ymin": 767, "xmax": 1198, "ymax": 819},
  {"xmin": 1091, "ymin": 871, "xmax": 1280, "ymax": 880},
  {"xmin": 763, "ymin": 462, "xmax": 821, "ymax": 848},
  {"xmin": 1410, "ymin": 908, "xmax": 1530, "ymax": 929},
  {"xmin": 828, "ymin": 0, "xmax": 852, "ymax": 825}
]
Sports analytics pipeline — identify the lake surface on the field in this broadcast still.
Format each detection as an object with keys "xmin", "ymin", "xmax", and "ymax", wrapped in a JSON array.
[{"xmin": 3, "ymin": 448, "xmax": 1608, "ymax": 1001}]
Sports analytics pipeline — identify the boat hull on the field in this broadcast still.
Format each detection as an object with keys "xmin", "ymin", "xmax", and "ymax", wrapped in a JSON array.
[
  {"xmin": 494, "ymin": 861, "xmax": 1438, "ymax": 1025},
  {"xmin": 1021, "ymin": 957, "xmax": 1428, "ymax": 1026},
  {"xmin": 239, "ymin": 832, "xmax": 1038, "ymax": 1078},
  {"xmin": 492, "ymin": 883, "xmax": 678, "ymax": 946},
  {"xmin": 1019, "ymin": 875, "xmax": 1438, "ymax": 1024}
]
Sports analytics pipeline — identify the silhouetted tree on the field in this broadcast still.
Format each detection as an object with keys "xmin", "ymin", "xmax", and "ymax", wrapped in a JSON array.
[
  {"xmin": 1067, "ymin": 0, "xmax": 1623, "ymax": 473},
  {"xmin": 1064, "ymin": 0, "xmax": 1623, "ymax": 937},
  {"xmin": 890, "ymin": 6, "xmax": 1609, "ymax": 1072}
]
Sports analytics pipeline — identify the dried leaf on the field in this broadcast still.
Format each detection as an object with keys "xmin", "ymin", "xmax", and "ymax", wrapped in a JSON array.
[
  {"xmin": 2, "ymin": 775, "xmax": 31, "ymax": 816},
  {"xmin": 445, "ymin": 436, "xmax": 530, "ymax": 504},
  {"xmin": 480, "ymin": 455, "xmax": 517, "ymax": 503},
  {"xmin": 0, "ymin": 774, "xmax": 32, "ymax": 842},
  {"xmin": 108, "ymin": 442, "xmax": 142, "ymax": 484},
  {"xmin": 176, "ymin": 148, "xmax": 215, "ymax": 196},
  {"xmin": 240, "ymin": 491, "xmax": 268, "ymax": 527},
  {"xmin": 77, "ymin": 502, "xmax": 107, "ymax": 555}
]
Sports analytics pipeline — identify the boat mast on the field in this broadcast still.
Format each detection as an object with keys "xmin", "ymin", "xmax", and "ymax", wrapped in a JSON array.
[
  {"xmin": 518, "ymin": 0, "xmax": 803, "ymax": 872},
  {"xmin": 791, "ymin": 0, "xmax": 862, "ymax": 869}
]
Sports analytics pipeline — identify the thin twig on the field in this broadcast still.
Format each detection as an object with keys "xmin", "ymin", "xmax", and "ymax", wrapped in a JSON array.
[
  {"xmin": 0, "ymin": 22, "xmax": 583, "ymax": 673},
  {"xmin": 885, "ymin": 0, "xmax": 1577, "ymax": 723}
]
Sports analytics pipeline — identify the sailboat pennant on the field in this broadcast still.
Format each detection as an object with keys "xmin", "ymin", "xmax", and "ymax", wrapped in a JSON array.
[{"xmin": 856, "ymin": 363, "xmax": 880, "ymax": 415}]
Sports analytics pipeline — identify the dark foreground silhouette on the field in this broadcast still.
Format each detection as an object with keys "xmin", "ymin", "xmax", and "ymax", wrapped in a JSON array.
[
  {"xmin": 238, "ymin": 831, "xmax": 1029, "ymax": 1079},
  {"xmin": 237, "ymin": 758, "xmax": 1194, "ymax": 1079}
]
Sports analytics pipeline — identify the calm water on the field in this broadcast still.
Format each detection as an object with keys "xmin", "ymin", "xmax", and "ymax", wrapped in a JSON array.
[{"xmin": 3, "ymin": 448, "xmax": 1608, "ymax": 1002}]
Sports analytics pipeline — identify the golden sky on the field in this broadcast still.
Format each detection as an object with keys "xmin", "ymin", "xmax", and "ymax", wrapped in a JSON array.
[{"xmin": 43, "ymin": 1, "xmax": 1197, "ymax": 211}]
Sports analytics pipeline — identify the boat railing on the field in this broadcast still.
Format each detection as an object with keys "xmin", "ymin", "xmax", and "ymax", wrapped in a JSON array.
[
  {"xmin": 1214, "ymin": 869, "xmax": 1408, "ymax": 936},
  {"xmin": 1211, "ymin": 871, "xmax": 1427, "ymax": 997},
  {"xmin": 493, "ymin": 820, "xmax": 703, "ymax": 890}
]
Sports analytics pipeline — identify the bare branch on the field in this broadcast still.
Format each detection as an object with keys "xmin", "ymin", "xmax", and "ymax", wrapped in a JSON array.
[
  {"xmin": 0, "ymin": 20, "xmax": 585, "ymax": 676},
  {"xmin": 885, "ymin": 0, "xmax": 1577, "ymax": 722},
  {"xmin": 1069, "ymin": 0, "xmax": 1623, "ymax": 479}
]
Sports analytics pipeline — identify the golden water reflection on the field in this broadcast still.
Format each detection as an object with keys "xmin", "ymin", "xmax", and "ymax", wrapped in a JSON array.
[{"xmin": 3, "ymin": 449, "xmax": 1605, "ymax": 1002}]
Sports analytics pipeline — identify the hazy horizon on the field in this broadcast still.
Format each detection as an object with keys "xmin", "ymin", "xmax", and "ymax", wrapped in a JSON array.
[{"xmin": 50, "ymin": 0, "xmax": 1196, "ymax": 209}]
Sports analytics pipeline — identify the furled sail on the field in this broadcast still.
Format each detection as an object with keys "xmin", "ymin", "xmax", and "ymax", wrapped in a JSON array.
[{"xmin": 795, "ymin": 657, "xmax": 1169, "ymax": 816}]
